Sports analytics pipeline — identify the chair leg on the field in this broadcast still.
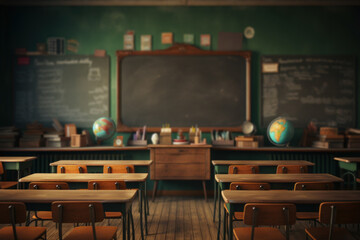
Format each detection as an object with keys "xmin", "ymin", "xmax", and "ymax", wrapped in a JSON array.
[{"xmin": 130, "ymin": 209, "xmax": 135, "ymax": 240}]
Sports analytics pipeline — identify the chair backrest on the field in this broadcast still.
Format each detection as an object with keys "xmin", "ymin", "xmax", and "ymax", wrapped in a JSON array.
[
  {"xmin": 88, "ymin": 180, "xmax": 126, "ymax": 190},
  {"xmin": 294, "ymin": 182, "xmax": 334, "ymax": 190},
  {"xmin": 57, "ymin": 165, "xmax": 87, "ymax": 173},
  {"xmin": 319, "ymin": 202, "xmax": 360, "ymax": 225},
  {"xmin": 228, "ymin": 165, "xmax": 259, "ymax": 174},
  {"xmin": 0, "ymin": 202, "xmax": 27, "ymax": 240},
  {"xmin": 0, "ymin": 202, "xmax": 26, "ymax": 224},
  {"xmin": 52, "ymin": 201, "xmax": 104, "ymax": 223},
  {"xmin": 103, "ymin": 165, "xmax": 135, "ymax": 173},
  {"xmin": 276, "ymin": 165, "xmax": 308, "ymax": 174},
  {"xmin": 230, "ymin": 182, "xmax": 271, "ymax": 190},
  {"xmin": 52, "ymin": 201, "xmax": 104, "ymax": 240},
  {"xmin": 243, "ymin": 203, "xmax": 296, "ymax": 240},
  {"xmin": 29, "ymin": 182, "xmax": 69, "ymax": 190},
  {"xmin": 0, "ymin": 162, "xmax": 4, "ymax": 175}
]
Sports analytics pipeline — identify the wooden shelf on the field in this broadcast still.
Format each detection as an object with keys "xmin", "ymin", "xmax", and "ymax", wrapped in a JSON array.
[
  {"xmin": 0, "ymin": 146, "xmax": 148, "ymax": 152},
  {"xmin": 212, "ymin": 146, "xmax": 360, "ymax": 152}
]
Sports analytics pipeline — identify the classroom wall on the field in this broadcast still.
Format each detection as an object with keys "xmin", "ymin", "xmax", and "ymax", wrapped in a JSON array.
[{"xmin": 1, "ymin": 5, "xmax": 360, "ymax": 144}]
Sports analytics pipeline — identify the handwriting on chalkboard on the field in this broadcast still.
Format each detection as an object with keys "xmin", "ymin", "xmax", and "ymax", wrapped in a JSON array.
[
  {"xmin": 261, "ymin": 56, "xmax": 355, "ymax": 128},
  {"xmin": 14, "ymin": 55, "xmax": 110, "ymax": 128}
]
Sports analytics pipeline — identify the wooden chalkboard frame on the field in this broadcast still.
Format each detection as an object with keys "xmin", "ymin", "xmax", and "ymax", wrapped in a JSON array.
[{"xmin": 116, "ymin": 44, "xmax": 251, "ymax": 132}]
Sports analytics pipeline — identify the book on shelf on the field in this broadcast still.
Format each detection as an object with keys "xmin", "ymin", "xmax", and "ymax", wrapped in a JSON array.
[
  {"xmin": 317, "ymin": 134, "xmax": 344, "ymax": 142},
  {"xmin": 312, "ymin": 140, "xmax": 344, "ymax": 149}
]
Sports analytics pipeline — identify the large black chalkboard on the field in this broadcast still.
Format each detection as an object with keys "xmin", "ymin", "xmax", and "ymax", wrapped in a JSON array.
[
  {"xmin": 14, "ymin": 55, "xmax": 110, "ymax": 128},
  {"xmin": 261, "ymin": 55, "xmax": 356, "ymax": 128},
  {"xmin": 117, "ymin": 44, "xmax": 251, "ymax": 132}
]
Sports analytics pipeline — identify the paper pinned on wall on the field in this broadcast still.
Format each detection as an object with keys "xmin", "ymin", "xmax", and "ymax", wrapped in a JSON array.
[
  {"xmin": 161, "ymin": 32, "xmax": 173, "ymax": 44},
  {"xmin": 124, "ymin": 31, "xmax": 134, "ymax": 50},
  {"xmin": 183, "ymin": 34, "xmax": 194, "ymax": 44},
  {"xmin": 200, "ymin": 34, "xmax": 211, "ymax": 47},
  {"xmin": 262, "ymin": 63, "xmax": 279, "ymax": 73},
  {"xmin": 141, "ymin": 35, "xmax": 152, "ymax": 51},
  {"xmin": 217, "ymin": 32, "xmax": 242, "ymax": 51}
]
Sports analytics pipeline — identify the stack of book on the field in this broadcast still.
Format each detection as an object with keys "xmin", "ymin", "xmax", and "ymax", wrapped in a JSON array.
[
  {"xmin": 44, "ymin": 131, "xmax": 69, "ymax": 148},
  {"xmin": 346, "ymin": 135, "xmax": 360, "ymax": 148},
  {"xmin": 0, "ymin": 126, "xmax": 19, "ymax": 148},
  {"xmin": 19, "ymin": 122, "xmax": 44, "ymax": 148},
  {"xmin": 312, "ymin": 134, "xmax": 345, "ymax": 149},
  {"xmin": 345, "ymin": 129, "xmax": 360, "ymax": 148},
  {"xmin": 235, "ymin": 135, "xmax": 264, "ymax": 148}
]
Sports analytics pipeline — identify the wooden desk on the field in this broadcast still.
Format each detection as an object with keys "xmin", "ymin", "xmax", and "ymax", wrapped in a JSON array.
[
  {"xmin": 221, "ymin": 190, "xmax": 360, "ymax": 240},
  {"xmin": 0, "ymin": 156, "xmax": 36, "ymax": 188},
  {"xmin": 215, "ymin": 173, "xmax": 343, "ymax": 184},
  {"xmin": 215, "ymin": 173, "xmax": 343, "ymax": 240},
  {"xmin": 211, "ymin": 160, "xmax": 315, "ymax": 221},
  {"xmin": 0, "ymin": 189, "xmax": 137, "ymax": 240},
  {"xmin": 19, "ymin": 173, "xmax": 148, "ymax": 239},
  {"xmin": 149, "ymin": 144, "xmax": 211, "ymax": 201},
  {"xmin": 49, "ymin": 160, "xmax": 153, "ymax": 216},
  {"xmin": 334, "ymin": 157, "xmax": 360, "ymax": 189}
]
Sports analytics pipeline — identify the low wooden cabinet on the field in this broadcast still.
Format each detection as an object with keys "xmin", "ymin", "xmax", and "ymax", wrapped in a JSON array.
[{"xmin": 149, "ymin": 145, "xmax": 211, "ymax": 200}]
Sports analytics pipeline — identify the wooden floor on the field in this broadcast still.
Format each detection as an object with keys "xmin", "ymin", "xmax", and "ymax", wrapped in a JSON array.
[{"xmin": 3, "ymin": 196, "xmax": 360, "ymax": 240}]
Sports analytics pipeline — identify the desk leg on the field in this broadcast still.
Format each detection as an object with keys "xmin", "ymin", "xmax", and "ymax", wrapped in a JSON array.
[
  {"xmin": 213, "ymin": 167, "xmax": 217, "ymax": 222},
  {"xmin": 146, "ymin": 167, "xmax": 150, "ymax": 215},
  {"xmin": 152, "ymin": 180, "xmax": 158, "ymax": 202},
  {"xmin": 141, "ymin": 182, "xmax": 148, "ymax": 235},
  {"xmin": 122, "ymin": 208, "xmax": 127, "ymax": 240},
  {"xmin": 17, "ymin": 170, "xmax": 20, "ymax": 189},
  {"xmin": 228, "ymin": 203, "xmax": 234, "ymax": 240},
  {"xmin": 202, "ymin": 180, "xmax": 207, "ymax": 201},
  {"xmin": 217, "ymin": 183, "xmax": 222, "ymax": 240},
  {"xmin": 139, "ymin": 188, "xmax": 145, "ymax": 240}
]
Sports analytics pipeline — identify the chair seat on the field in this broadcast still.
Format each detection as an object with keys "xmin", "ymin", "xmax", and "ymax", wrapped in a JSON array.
[
  {"xmin": 32, "ymin": 211, "xmax": 52, "ymax": 220},
  {"xmin": 233, "ymin": 227, "xmax": 286, "ymax": 240},
  {"xmin": 305, "ymin": 227, "xmax": 356, "ymax": 240},
  {"xmin": 296, "ymin": 212, "xmax": 318, "ymax": 220},
  {"xmin": 0, "ymin": 226, "xmax": 46, "ymax": 240},
  {"xmin": 0, "ymin": 181, "xmax": 17, "ymax": 189},
  {"xmin": 105, "ymin": 211, "xmax": 122, "ymax": 218},
  {"xmin": 64, "ymin": 226, "xmax": 117, "ymax": 240},
  {"xmin": 224, "ymin": 203, "xmax": 244, "ymax": 220}
]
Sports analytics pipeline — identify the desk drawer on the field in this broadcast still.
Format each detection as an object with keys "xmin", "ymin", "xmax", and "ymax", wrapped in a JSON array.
[
  {"xmin": 155, "ymin": 163, "xmax": 206, "ymax": 180},
  {"xmin": 155, "ymin": 149, "xmax": 207, "ymax": 164}
]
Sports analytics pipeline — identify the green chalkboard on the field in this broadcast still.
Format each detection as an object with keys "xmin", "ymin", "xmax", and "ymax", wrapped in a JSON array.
[
  {"xmin": 14, "ymin": 55, "xmax": 110, "ymax": 128},
  {"xmin": 261, "ymin": 55, "xmax": 356, "ymax": 128},
  {"xmin": 117, "ymin": 44, "xmax": 251, "ymax": 132}
]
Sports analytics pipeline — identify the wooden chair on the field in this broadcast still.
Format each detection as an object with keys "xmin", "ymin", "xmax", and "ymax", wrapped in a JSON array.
[
  {"xmin": 228, "ymin": 165, "xmax": 259, "ymax": 174},
  {"xmin": 57, "ymin": 165, "xmax": 87, "ymax": 173},
  {"xmin": 103, "ymin": 165, "xmax": 135, "ymax": 173},
  {"xmin": 0, "ymin": 162, "xmax": 18, "ymax": 189},
  {"xmin": 233, "ymin": 203, "xmax": 296, "ymax": 240},
  {"xmin": 88, "ymin": 180, "xmax": 134, "ymax": 236},
  {"xmin": 294, "ymin": 182, "xmax": 334, "ymax": 225},
  {"xmin": 28, "ymin": 182, "xmax": 69, "ymax": 226},
  {"xmin": 51, "ymin": 201, "xmax": 117, "ymax": 240},
  {"xmin": 305, "ymin": 201, "xmax": 360, "ymax": 240},
  {"xmin": 223, "ymin": 182, "xmax": 271, "ymax": 240},
  {"xmin": 0, "ymin": 202, "xmax": 47, "ymax": 240},
  {"xmin": 276, "ymin": 165, "xmax": 308, "ymax": 174}
]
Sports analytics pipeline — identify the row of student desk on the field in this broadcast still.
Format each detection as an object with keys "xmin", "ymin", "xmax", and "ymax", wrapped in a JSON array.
[
  {"xmin": 0, "ymin": 189, "xmax": 137, "ymax": 240},
  {"xmin": 222, "ymin": 189, "xmax": 360, "ymax": 240},
  {"xmin": 19, "ymin": 172, "xmax": 149, "ymax": 240}
]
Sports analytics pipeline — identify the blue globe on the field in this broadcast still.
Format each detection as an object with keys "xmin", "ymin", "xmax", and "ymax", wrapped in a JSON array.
[
  {"xmin": 92, "ymin": 117, "xmax": 116, "ymax": 141},
  {"xmin": 267, "ymin": 117, "xmax": 294, "ymax": 146}
]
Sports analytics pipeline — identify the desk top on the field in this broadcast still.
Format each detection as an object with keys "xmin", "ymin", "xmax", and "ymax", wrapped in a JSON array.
[
  {"xmin": 50, "ymin": 160, "xmax": 153, "ymax": 166},
  {"xmin": 0, "ymin": 189, "xmax": 137, "ymax": 203},
  {"xmin": 0, "ymin": 156, "xmax": 37, "ymax": 162},
  {"xmin": 222, "ymin": 190, "xmax": 360, "ymax": 204},
  {"xmin": 19, "ymin": 173, "xmax": 148, "ymax": 183},
  {"xmin": 334, "ymin": 157, "xmax": 360, "ymax": 163},
  {"xmin": 215, "ymin": 173, "xmax": 343, "ymax": 183},
  {"xmin": 212, "ymin": 160, "xmax": 314, "ymax": 166}
]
